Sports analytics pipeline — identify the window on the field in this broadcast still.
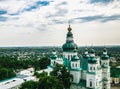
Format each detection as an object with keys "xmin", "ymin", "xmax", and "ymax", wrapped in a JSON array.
[
  {"xmin": 90, "ymin": 81, "xmax": 92, "ymax": 87},
  {"xmin": 76, "ymin": 64, "xmax": 77, "ymax": 67},
  {"xmin": 72, "ymin": 63, "xmax": 74, "ymax": 67},
  {"xmin": 90, "ymin": 67, "xmax": 92, "ymax": 70}
]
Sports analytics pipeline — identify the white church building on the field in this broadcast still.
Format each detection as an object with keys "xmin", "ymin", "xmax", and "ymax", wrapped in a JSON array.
[{"xmin": 48, "ymin": 25, "xmax": 111, "ymax": 89}]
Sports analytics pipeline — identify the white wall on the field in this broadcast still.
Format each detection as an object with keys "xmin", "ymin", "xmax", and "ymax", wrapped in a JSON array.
[
  {"xmin": 63, "ymin": 52, "xmax": 77, "ymax": 60},
  {"xmin": 70, "ymin": 71, "xmax": 81, "ymax": 83}
]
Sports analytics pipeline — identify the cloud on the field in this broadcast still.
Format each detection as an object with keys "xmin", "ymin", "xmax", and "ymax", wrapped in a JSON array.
[
  {"xmin": 72, "ymin": 14, "xmax": 120, "ymax": 23},
  {"xmin": 24, "ymin": 1, "xmax": 50, "ymax": 11},
  {"xmin": 46, "ymin": 8, "xmax": 68, "ymax": 18},
  {"xmin": 89, "ymin": 0, "xmax": 112, "ymax": 4},
  {"xmin": 0, "ymin": 16, "xmax": 8, "ymax": 22},
  {"xmin": 0, "ymin": 9, "xmax": 7, "ymax": 15},
  {"xmin": 52, "ymin": 19, "xmax": 65, "ymax": 24}
]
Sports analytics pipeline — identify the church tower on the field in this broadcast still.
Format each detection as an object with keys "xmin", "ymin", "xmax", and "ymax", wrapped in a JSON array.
[
  {"xmin": 62, "ymin": 25, "xmax": 78, "ymax": 60},
  {"xmin": 50, "ymin": 49, "xmax": 57, "ymax": 66},
  {"xmin": 48, "ymin": 24, "xmax": 111, "ymax": 89},
  {"xmin": 101, "ymin": 48, "xmax": 110, "ymax": 89},
  {"xmin": 86, "ymin": 49, "xmax": 103, "ymax": 89},
  {"xmin": 62, "ymin": 24, "xmax": 81, "ymax": 84}
]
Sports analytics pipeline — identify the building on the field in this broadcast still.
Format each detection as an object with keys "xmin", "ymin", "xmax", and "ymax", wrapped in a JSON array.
[
  {"xmin": 0, "ymin": 68, "xmax": 36, "ymax": 89},
  {"xmin": 48, "ymin": 25, "xmax": 111, "ymax": 89}
]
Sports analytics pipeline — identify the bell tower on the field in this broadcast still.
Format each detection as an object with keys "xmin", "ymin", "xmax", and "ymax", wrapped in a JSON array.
[{"xmin": 62, "ymin": 24, "xmax": 78, "ymax": 60}]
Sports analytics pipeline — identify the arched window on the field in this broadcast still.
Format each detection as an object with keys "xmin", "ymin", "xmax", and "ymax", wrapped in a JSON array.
[{"xmin": 90, "ymin": 81, "xmax": 92, "ymax": 87}]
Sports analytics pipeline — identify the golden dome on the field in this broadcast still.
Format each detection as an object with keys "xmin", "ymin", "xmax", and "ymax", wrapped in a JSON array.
[{"xmin": 68, "ymin": 25, "xmax": 72, "ymax": 32}]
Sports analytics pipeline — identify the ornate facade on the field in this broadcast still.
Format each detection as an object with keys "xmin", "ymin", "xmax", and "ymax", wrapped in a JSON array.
[{"xmin": 48, "ymin": 25, "xmax": 111, "ymax": 89}]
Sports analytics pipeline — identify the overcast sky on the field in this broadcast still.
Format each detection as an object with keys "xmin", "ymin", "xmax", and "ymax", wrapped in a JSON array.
[{"xmin": 0, "ymin": 0, "xmax": 120, "ymax": 47}]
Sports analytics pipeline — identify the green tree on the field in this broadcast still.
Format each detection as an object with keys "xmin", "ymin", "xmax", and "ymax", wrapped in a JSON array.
[
  {"xmin": 39, "ymin": 57, "xmax": 50, "ymax": 69},
  {"xmin": 20, "ymin": 80, "xmax": 37, "ymax": 89},
  {"xmin": 38, "ymin": 75, "xmax": 63, "ymax": 89},
  {"xmin": 34, "ymin": 71, "xmax": 48, "ymax": 78},
  {"xmin": 0, "ymin": 68, "xmax": 16, "ymax": 80},
  {"xmin": 0, "ymin": 68, "xmax": 8, "ymax": 80},
  {"xmin": 50, "ymin": 64, "xmax": 73, "ymax": 89},
  {"xmin": 21, "ymin": 72, "xmax": 63, "ymax": 89}
]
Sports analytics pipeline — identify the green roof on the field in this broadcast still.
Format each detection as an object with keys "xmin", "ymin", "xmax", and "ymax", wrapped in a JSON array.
[
  {"xmin": 101, "ymin": 54, "xmax": 109, "ymax": 60},
  {"xmin": 87, "ymin": 71, "xmax": 97, "ymax": 75},
  {"xmin": 62, "ymin": 42, "xmax": 78, "ymax": 52},
  {"xmin": 102, "ymin": 65, "xmax": 110, "ymax": 68},
  {"xmin": 89, "ymin": 49, "xmax": 95, "ymax": 54},
  {"xmin": 88, "ymin": 57, "xmax": 97, "ymax": 64},
  {"xmin": 50, "ymin": 54, "xmax": 57, "ymax": 60},
  {"xmin": 70, "ymin": 68, "xmax": 82, "ymax": 71},
  {"xmin": 83, "ymin": 54, "xmax": 90, "ymax": 58},
  {"xmin": 67, "ymin": 31, "xmax": 73, "ymax": 37},
  {"xmin": 71, "ymin": 55, "xmax": 80, "ymax": 61}
]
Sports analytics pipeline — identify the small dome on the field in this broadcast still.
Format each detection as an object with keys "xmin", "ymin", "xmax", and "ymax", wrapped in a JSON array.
[
  {"xmin": 71, "ymin": 55, "xmax": 79, "ymax": 61},
  {"xmin": 85, "ymin": 48, "xmax": 88, "ymax": 52},
  {"xmin": 88, "ymin": 57, "xmax": 97, "ymax": 64},
  {"xmin": 103, "ymin": 47, "xmax": 107, "ymax": 52},
  {"xmin": 83, "ymin": 54, "xmax": 90, "ymax": 58},
  {"xmin": 101, "ymin": 54, "xmax": 109, "ymax": 60},
  {"xmin": 90, "ymin": 48, "xmax": 95, "ymax": 54},
  {"xmin": 101, "ymin": 47, "xmax": 109, "ymax": 60},
  {"xmin": 53, "ymin": 48, "xmax": 55, "ymax": 51},
  {"xmin": 50, "ymin": 54, "xmax": 57, "ymax": 59},
  {"xmin": 62, "ymin": 42, "xmax": 78, "ymax": 52}
]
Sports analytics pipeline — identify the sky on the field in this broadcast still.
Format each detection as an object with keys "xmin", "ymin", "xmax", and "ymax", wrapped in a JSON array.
[{"xmin": 0, "ymin": 0, "xmax": 120, "ymax": 47}]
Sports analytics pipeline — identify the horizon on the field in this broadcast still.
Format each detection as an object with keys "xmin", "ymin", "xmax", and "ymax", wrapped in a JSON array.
[{"xmin": 0, "ymin": 44, "xmax": 120, "ymax": 48}]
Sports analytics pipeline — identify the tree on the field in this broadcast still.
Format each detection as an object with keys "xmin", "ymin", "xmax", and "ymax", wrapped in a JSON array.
[
  {"xmin": 34, "ymin": 71, "xmax": 48, "ymax": 78},
  {"xmin": 39, "ymin": 57, "xmax": 50, "ymax": 69},
  {"xmin": 0, "ymin": 68, "xmax": 8, "ymax": 80},
  {"xmin": 50, "ymin": 64, "xmax": 73, "ymax": 89},
  {"xmin": 38, "ymin": 75, "xmax": 63, "ymax": 89},
  {"xmin": 0, "ymin": 68, "xmax": 16, "ymax": 81},
  {"xmin": 20, "ymin": 80, "xmax": 37, "ymax": 89},
  {"xmin": 20, "ymin": 72, "xmax": 63, "ymax": 89}
]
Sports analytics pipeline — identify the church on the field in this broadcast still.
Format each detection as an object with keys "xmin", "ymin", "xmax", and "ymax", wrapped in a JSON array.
[{"xmin": 47, "ymin": 25, "xmax": 111, "ymax": 89}]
